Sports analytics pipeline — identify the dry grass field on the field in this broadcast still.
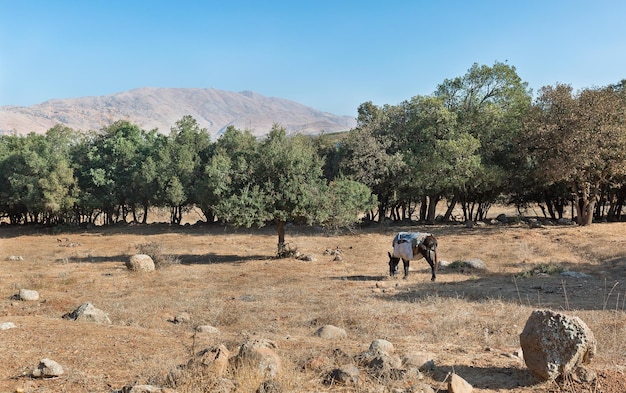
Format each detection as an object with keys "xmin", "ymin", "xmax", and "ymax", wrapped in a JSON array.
[{"xmin": 1, "ymin": 215, "xmax": 626, "ymax": 392}]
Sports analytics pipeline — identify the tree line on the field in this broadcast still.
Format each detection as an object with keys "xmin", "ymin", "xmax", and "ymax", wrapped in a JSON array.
[{"xmin": 2, "ymin": 62, "xmax": 626, "ymax": 235}]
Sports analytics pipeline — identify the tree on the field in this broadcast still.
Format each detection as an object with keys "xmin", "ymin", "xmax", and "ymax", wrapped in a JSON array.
[
  {"xmin": 162, "ymin": 116, "xmax": 212, "ymax": 224},
  {"xmin": 434, "ymin": 62, "xmax": 532, "ymax": 220},
  {"xmin": 213, "ymin": 125, "xmax": 375, "ymax": 256},
  {"xmin": 0, "ymin": 127, "xmax": 79, "ymax": 224},
  {"xmin": 524, "ymin": 83, "xmax": 626, "ymax": 225}
]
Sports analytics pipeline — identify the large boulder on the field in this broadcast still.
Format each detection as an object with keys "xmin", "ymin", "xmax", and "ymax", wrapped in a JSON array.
[
  {"xmin": 126, "ymin": 254, "xmax": 156, "ymax": 272},
  {"xmin": 519, "ymin": 309, "xmax": 596, "ymax": 381}
]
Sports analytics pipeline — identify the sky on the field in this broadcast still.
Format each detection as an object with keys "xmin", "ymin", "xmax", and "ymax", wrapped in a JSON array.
[{"xmin": 1, "ymin": 1, "xmax": 626, "ymax": 117}]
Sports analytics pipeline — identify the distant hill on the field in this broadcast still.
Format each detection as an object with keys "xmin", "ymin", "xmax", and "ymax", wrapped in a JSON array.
[{"xmin": 0, "ymin": 87, "xmax": 357, "ymax": 138}]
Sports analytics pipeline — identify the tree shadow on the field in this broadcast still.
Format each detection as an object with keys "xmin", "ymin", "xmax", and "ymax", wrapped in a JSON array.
[
  {"xmin": 384, "ymin": 259, "xmax": 626, "ymax": 311},
  {"xmin": 66, "ymin": 253, "xmax": 270, "ymax": 265},
  {"xmin": 329, "ymin": 275, "xmax": 388, "ymax": 282}
]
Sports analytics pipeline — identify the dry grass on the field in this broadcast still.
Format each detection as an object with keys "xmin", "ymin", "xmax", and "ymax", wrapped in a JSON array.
[{"xmin": 1, "ymin": 218, "xmax": 626, "ymax": 392}]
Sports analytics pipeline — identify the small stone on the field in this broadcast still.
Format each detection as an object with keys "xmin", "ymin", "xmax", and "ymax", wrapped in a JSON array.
[
  {"xmin": 18, "ymin": 289, "xmax": 39, "ymax": 301},
  {"xmin": 0, "ymin": 322, "xmax": 17, "ymax": 330},
  {"xmin": 32, "ymin": 358, "xmax": 64, "ymax": 378},
  {"xmin": 196, "ymin": 325, "xmax": 219, "ymax": 333}
]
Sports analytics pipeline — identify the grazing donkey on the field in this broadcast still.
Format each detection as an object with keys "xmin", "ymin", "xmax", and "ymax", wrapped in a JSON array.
[{"xmin": 388, "ymin": 232, "xmax": 438, "ymax": 281}]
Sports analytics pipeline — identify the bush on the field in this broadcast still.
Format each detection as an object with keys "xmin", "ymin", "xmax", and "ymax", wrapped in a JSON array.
[{"xmin": 136, "ymin": 241, "xmax": 181, "ymax": 268}]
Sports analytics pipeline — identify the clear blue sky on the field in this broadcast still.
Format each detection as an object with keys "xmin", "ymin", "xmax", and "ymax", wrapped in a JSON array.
[{"xmin": 1, "ymin": 1, "xmax": 625, "ymax": 117}]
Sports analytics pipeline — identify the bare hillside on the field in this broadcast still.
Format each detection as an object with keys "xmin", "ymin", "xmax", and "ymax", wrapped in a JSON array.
[{"xmin": 0, "ymin": 88, "xmax": 357, "ymax": 138}]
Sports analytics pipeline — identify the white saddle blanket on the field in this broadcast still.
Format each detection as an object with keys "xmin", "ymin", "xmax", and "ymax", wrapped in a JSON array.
[{"xmin": 392, "ymin": 232, "xmax": 430, "ymax": 260}]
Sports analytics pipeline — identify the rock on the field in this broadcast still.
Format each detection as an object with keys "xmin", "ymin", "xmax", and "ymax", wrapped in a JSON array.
[
  {"xmin": 196, "ymin": 344, "xmax": 230, "ymax": 376},
  {"xmin": 6, "ymin": 255, "xmax": 24, "ymax": 261},
  {"xmin": 464, "ymin": 258, "xmax": 487, "ymax": 270},
  {"xmin": 519, "ymin": 309, "xmax": 596, "ymax": 381},
  {"xmin": 314, "ymin": 325, "xmax": 347, "ymax": 339},
  {"xmin": 369, "ymin": 339, "xmax": 394, "ymax": 353},
  {"xmin": 173, "ymin": 312, "xmax": 191, "ymax": 323},
  {"xmin": 18, "ymin": 289, "xmax": 39, "ymax": 301},
  {"xmin": 448, "ymin": 373, "xmax": 473, "ymax": 393},
  {"xmin": 324, "ymin": 364, "xmax": 359, "ymax": 385},
  {"xmin": 231, "ymin": 339, "xmax": 281, "ymax": 377},
  {"xmin": 32, "ymin": 358, "xmax": 64, "ymax": 378},
  {"xmin": 0, "ymin": 322, "xmax": 17, "ymax": 330},
  {"xmin": 126, "ymin": 254, "xmax": 155, "ymax": 272},
  {"xmin": 196, "ymin": 325, "xmax": 219, "ymax": 333},
  {"xmin": 557, "ymin": 218, "xmax": 573, "ymax": 225},
  {"xmin": 402, "ymin": 352, "xmax": 435, "ymax": 371},
  {"xmin": 121, "ymin": 385, "xmax": 177, "ymax": 393},
  {"xmin": 62, "ymin": 302, "xmax": 112, "ymax": 325},
  {"xmin": 256, "ymin": 379, "xmax": 282, "ymax": 393},
  {"xmin": 356, "ymin": 348, "xmax": 403, "ymax": 379},
  {"xmin": 561, "ymin": 271, "xmax": 592, "ymax": 279}
]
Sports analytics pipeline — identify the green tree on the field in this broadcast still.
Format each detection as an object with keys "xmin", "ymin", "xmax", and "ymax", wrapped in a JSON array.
[
  {"xmin": 163, "ymin": 115, "xmax": 212, "ymax": 224},
  {"xmin": 524, "ymin": 83, "xmax": 626, "ymax": 225},
  {"xmin": 0, "ymin": 128, "xmax": 79, "ymax": 224},
  {"xmin": 214, "ymin": 125, "xmax": 375, "ymax": 256},
  {"xmin": 434, "ymin": 62, "xmax": 532, "ymax": 220}
]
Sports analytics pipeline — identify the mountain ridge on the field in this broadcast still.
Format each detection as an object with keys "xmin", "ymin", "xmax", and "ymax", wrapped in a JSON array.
[{"xmin": 0, "ymin": 87, "xmax": 357, "ymax": 138}]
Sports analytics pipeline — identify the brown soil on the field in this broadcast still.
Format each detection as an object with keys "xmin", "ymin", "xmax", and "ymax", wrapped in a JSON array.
[{"xmin": 1, "ymin": 220, "xmax": 626, "ymax": 392}]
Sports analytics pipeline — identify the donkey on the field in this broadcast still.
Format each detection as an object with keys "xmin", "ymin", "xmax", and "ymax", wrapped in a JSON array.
[{"xmin": 388, "ymin": 232, "xmax": 438, "ymax": 281}]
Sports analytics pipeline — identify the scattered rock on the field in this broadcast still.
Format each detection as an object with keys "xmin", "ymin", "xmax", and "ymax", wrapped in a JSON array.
[
  {"xmin": 448, "ymin": 372, "xmax": 473, "ymax": 393},
  {"xmin": 231, "ymin": 339, "xmax": 281, "ymax": 378},
  {"xmin": 302, "ymin": 355, "xmax": 331, "ymax": 371},
  {"xmin": 256, "ymin": 379, "xmax": 282, "ymax": 393},
  {"xmin": 126, "ymin": 254, "xmax": 155, "ymax": 272},
  {"xmin": 196, "ymin": 344, "xmax": 230, "ymax": 376},
  {"xmin": 369, "ymin": 339, "xmax": 394, "ymax": 353},
  {"xmin": 324, "ymin": 364, "xmax": 359, "ymax": 385},
  {"xmin": 314, "ymin": 325, "xmax": 347, "ymax": 339},
  {"xmin": 32, "ymin": 358, "xmax": 64, "ymax": 378},
  {"xmin": 464, "ymin": 258, "xmax": 487, "ymax": 270},
  {"xmin": 62, "ymin": 302, "xmax": 112, "ymax": 325},
  {"xmin": 196, "ymin": 325, "xmax": 219, "ymax": 333},
  {"xmin": 557, "ymin": 218, "xmax": 574, "ymax": 225},
  {"xmin": 173, "ymin": 312, "xmax": 191, "ymax": 323},
  {"xmin": 0, "ymin": 322, "xmax": 17, "ymax": 330},
  {"xmin": 18, "ymin": 289, "xmax": 39, "ymax": 301},
  {"xmin": 120, "ymin": 385, "xmax": 177, "ymax": 393},
  {"xmin": 356, "ymin": 348, "xmax": 403, "ymax": 379},
  {"xmin": 519, "ymin": 309, "xmax": 596, "ymax": 381},
  {"xmin": 561, "ymin": 271, "xmax": 592, "ymax": 279},
  {"xmin": 402, "ymin": 352, "xmax": 435, "ymax": 371}
]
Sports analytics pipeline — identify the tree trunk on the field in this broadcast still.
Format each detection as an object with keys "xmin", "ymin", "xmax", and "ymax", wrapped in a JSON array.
[
  {"xmin": 277, "ymin": 220, "xmax": 286, "ymax": 256},
  {"xmin": 443, "ymin": 197, "xmax": 457, "ymax": 222},
  {"xmin": 572, "ymin": 181, "xmax": 597, "ymax": 226},
  {"xmin": 426, "ymin": 194, "xmax": 441, "ymax": 224}
]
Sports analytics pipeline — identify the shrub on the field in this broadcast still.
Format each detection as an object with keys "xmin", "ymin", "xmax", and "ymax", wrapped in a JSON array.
[{"xmin": 136, "ymin": 241, "xmax": 181, "ymax": 268}]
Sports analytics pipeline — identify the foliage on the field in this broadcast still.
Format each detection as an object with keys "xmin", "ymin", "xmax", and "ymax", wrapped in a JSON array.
[
  {"xmin": 135, "ymin": 241, "xmax": 181, "ymax": 268},
  {"xmin": 2, "ymin": 63, "xmax": 626, "ymax": 227},
  {"xmin": 517, "ymin": 263, "xmax": 565, "ymax": 278}
]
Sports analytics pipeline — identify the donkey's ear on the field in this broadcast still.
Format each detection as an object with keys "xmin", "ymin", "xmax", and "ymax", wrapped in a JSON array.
[{"xmin": 388, "ymin": 251, "xmax": 392, "ymax": 258}]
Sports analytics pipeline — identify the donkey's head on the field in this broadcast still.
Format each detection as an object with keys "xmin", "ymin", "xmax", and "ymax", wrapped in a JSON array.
[{"xmin": 388, "ymin": 251, "xmax": 401, "ymax": 277}]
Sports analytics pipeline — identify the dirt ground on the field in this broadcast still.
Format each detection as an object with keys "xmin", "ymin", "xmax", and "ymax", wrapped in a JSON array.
[{"xmin": 1, "ymin": 219, "xmax": 626, "ymax": 392}]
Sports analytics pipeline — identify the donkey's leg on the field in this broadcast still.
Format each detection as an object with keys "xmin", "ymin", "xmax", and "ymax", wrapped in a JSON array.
[
  {"xmin": 422, "ymin": 250, "xmax": 437, "ymax": 281},
  {"xmin": 402, "ymin": 259, "xmax": 410, "ymax": 279}
]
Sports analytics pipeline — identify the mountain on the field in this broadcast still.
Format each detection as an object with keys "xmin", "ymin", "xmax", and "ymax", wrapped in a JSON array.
[{"xmin": 0, "ymin": 87, "xmax": 357, "ymax": 138}]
